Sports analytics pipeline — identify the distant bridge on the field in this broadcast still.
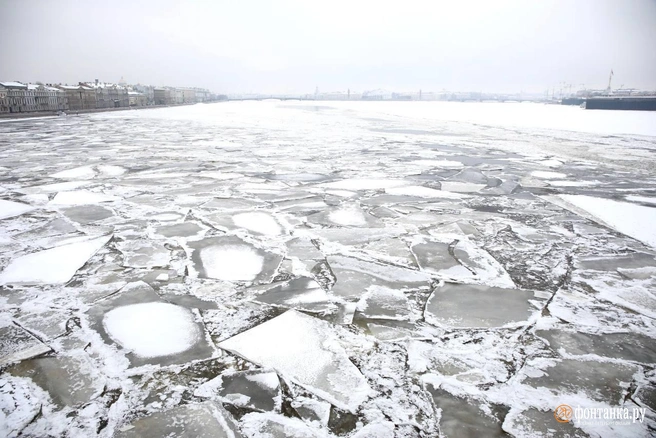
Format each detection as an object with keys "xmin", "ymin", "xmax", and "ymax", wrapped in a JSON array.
[
  {"xmin": 227, "ymin": 96, "xmax": 314, "ymax": 102},
  {"xmin": 226, "ymin": 95, "xmax": 550, "ymax": 103}
]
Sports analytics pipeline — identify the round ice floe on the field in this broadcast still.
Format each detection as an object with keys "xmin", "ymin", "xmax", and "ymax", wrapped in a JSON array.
[
  {"xmin": 232, "ymin": 212, "xmax": 282, "ymax": 235},
  {"xmin": 199, "ymin": 244, "xmax": 264, "ymax": 281},
  {"xmin": 103, "ymin": 302, "xmax": 200, "ymax": 358}
]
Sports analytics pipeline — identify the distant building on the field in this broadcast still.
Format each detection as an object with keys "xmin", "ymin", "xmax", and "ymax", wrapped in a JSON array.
[
  {"xmin": 173, "ymin": 88, "xmax": 184, "ymax": 105},
  {"xmin": 0, "ymin": 87, "xmax": 6, "ymax": 114},
  {"xmin": 83, "ymin": 80, "xmax": 129, "ymax": 108},
  {"xmin": 181, "ymin": 88, "xmax": 195, "ymax": 104},
  {"xmin": 391, "ymin": 92, "xmax": 412, "ymax": 101},
  {"xmin": 0, "ymin": 81, "xmax": 36, "ymax": 113},
  {"xmin": 194, "ymin": 88, "xmax": 211, "ymax": 102},
  {"xmin": 57, "ymin": 84, "xmax": 96, "ymax": 111},
  {"xmin": 128, "ymin": 91, "xmax": 146, "ymax": 107},
  {"xmin": 153, "ymin": 88, "xmax": 173, "ymax": 105},
  {"xmin": 30, "ymin": 84, "xmax": 68, "ymax": 111},
  {"xmin": 318, "ymin": 91, "xmax": 349, "ymax": 100},
  {"xmin": 362, "ymin": 89, "xmax": 392, "ymax": 100},
  {"xmin": 132, "ymin": 84, "xmax": 155, "ymax": 105},
  {"xmin": 2, "ymin": 79, "xmax": 218, "ymax": 113}
]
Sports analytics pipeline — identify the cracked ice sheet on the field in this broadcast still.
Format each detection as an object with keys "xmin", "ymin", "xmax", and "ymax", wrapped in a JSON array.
[
  {"xmin": 219, "ymin": 310, "xmax": 372, "ymax": 412},
  {"xmin": 558, "ymin": 194, "xmax": 656, "ymax": 248},
  {"xmin": 0, "ymin": 234, "xmax": 111, "ymax": 285},
  {"xmin": 412, "ymin": 233, "xmax": 515, "ymax": 288}
]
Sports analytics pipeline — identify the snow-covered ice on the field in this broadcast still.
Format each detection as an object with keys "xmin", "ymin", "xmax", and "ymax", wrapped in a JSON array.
[
  {"xmin": 103, "ymin": 302, "xmax": 201, "ymax": 358},
  {"xmin": 197, "ymin": 244, "xmax": 264, "ymax": 281},
  {"xmin": 1, "ymin": 101, "xmax": 656, "ymax": 437},
  {"xmin": 0, "ymin": 234, "xmax": 111, "ymax": 284},
  {"xmin": 219, "ymin": 310, "xmax": 372, "ymax": 412},
  {"xmin": 51, "ymin": 165, "xmax": 97, "ymax": 180},
  {"xmin": 0, "ymin": 199, "xmax": 35, "ymax": 219},
  {"xmin": 232, "ymin": 211, "xmax": 283, "ymax": 235},
  {"xmin": 559, "ymin": 194, "xmax": 656, "ymax": 248},
  {"xmin": 187, "ymin": 236, "xmax": 282, "ymax": 283},
  {"xmin": 531, "ymin": 170, "xmax": 568, "ymax": 179},
  {"xmin": 626, "ymin": 195, "xmax": 656, "ymax": 205}
]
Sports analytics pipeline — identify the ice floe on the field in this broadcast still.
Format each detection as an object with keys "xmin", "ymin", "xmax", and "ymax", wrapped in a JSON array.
[
  {"xmin": 232, "ymin": 211, "xmax": 283, "ymax": 235},
  {"xmin": 424, "ymin": 282, "xmax": 545, "ymax": 328},
  {"xmin": 51, "ymin": 165, "xmax": 97, "ymax": 180},
  {"xmin": 559, "ymin": 194, "xmax": 656, "ymax": 247},
  {"xmin": 219, "ymin": 310, "xmax": 372, "ymax": 412},
  {"xmin": 188, "ymin": 236, "xmax": 282, "ymax": 282},
  {"xmin": 531, "ymin": 170, "xmax": 568, "ymax": 179},
  {"xmin": 103, "ymin": 302, "xmax": 201, "ymax": 358},
  {"xmin": 116, "ymin": 402, "xmax": 242, "ymax": 438},
  {"xmin": 0, "ymin": 234, "xmax": 111, "ymax": 285},
  {"xmin": 88, "ymin": 281, "xmax": 215, "ymax": 366},
  {"xmin": 0, "ymin": 199, "xmax": 34, "ymax": 220}
]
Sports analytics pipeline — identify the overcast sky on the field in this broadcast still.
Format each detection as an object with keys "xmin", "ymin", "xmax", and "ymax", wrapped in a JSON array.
[{"xmin": 1, "ymin": 0, "xmax": 655, "ymax": 94}]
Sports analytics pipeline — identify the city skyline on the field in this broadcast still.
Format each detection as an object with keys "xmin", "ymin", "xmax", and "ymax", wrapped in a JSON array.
[{"xmin": 1, "ymin": 0, "xmax": 655, "ymax": 94}]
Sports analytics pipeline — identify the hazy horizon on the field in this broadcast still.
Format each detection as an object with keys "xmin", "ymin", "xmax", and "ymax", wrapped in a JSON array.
[{"xmin": 1, "ymin": 0, "xmax": 655, "ymax": 94}]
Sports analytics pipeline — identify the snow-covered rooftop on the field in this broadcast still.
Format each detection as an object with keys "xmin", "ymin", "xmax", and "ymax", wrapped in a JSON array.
[
  {"xmin": 0, "ymin": 81, "xmax": 27, "ymax": 89},
  {"xmin": 57, "ymin": 85, "xmax": 93, "ymax": 90}
]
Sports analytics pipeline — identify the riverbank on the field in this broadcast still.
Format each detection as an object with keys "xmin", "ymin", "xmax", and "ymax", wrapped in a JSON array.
[{"xmin": 0, "ymin": 102, "xmax": 222, "ymax": 120}]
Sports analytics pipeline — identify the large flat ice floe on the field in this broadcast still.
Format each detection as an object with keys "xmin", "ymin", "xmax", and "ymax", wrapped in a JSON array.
[
  {"xmin": 0, "ymin": 199, "xmax": 35, "ymax": 219},
  {"xmin": 116, "ymin": 401, "xmax": 242, "ymax": 438},
  {"xmin": 559, "ymin": 194, "xmax": 656, "ymax": 248},
  {"xmin": 0, "ymin": 234, "xmax": 111, "ymax": 285},
  {"xmin": 424, "ymin": 282, "xmax": 545, "ymax": 328},
  {"xmin": 219, "ymin": 310, "xmax": 372, "ymax": 412}
]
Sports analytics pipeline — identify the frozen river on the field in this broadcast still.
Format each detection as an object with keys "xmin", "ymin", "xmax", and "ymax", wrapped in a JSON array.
[{"xmin": 1, "ymin": 101, "xmax": 656, "ymax": 437}]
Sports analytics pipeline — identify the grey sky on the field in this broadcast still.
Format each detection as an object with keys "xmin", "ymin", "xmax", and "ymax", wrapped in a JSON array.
[{"xmin": 1, "ymin": 0, "xmax": 655, "ymax": 94}]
